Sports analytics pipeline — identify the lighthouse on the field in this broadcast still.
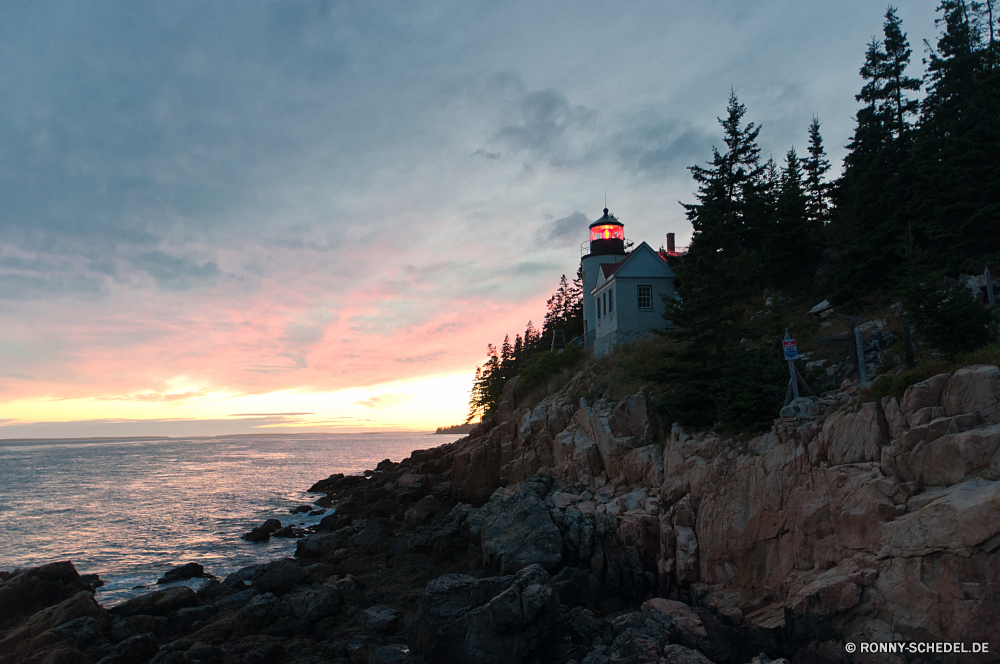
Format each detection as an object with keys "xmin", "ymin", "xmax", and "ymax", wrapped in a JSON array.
[{"xmin": 580, "ymin": 208, "xmax": 627, "ymax": 346}]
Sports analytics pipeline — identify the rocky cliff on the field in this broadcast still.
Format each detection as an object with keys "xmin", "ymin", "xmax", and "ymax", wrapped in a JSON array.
[
  {"xmin": 446, "ymin": 365, "xmax": 1000, "ymax": 653},
  {"xmin": 4, "ymin": 365, "xmax": 999, "ymax": 663}
]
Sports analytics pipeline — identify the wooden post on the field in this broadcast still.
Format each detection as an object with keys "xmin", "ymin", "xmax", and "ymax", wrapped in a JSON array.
[
  {"xmin": 902, "ymin": 313, "xmax": 916, "ymax": 369},
  {"xmin": 987, "ymin": 267, "xmax": 995, "ymax": 308},
  {"xmin": 855, "ymin": 328, "xmax": 868, "ymax": 386}
]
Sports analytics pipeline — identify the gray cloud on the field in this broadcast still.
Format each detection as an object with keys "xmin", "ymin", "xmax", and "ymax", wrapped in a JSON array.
[
  {"xmin": 493, "ymin": 90, "xmax": 595, "ymax": 161},
  {"xmin": 538, "ymin": 212, "xmax": 589, "ymax": 247},
  {"xmin": 614, "ymin": 115, "xmax": 716, "ymax": 178},
  {"xmin": 134, "ymin": 251, "xmax": 221, "ymax": 289},
  {"xmin": 0, "ymin": 0, "xmax": 944, "ymax": 415}
]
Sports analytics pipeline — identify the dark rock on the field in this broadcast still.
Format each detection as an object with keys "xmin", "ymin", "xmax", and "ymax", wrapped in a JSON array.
[
  {"xmin": 0, "ymin": 560, "xmax": 95, "ymax": 629},
  {"xmin": 111, "ymin": 586, "xmax": 201, "ymax": 618},
  {"xmin": 290, "ymin": 505, "xmax": 312, "ymax": 514},
  {"xmin": 169, "ymin": 604, "xmax": 217, "ymax": 631},
  {"xmin": 330, "ymin": 574, "xmax": 364, "ymax": 598},
  {"xmin": 362, "ymin": 605, "xmax": 398, "ymax": 632},
  {"xmin": 469, "ymin": 475, "xmax": 563, "ymax": 574},
  {"xmin": 251, "ymin": 559, "xmax": 308, "ymax": 595},
  {"xmin": 284, "ymin": 584, "xmax": 342, "ymax": 621},
  {"xmin": 232, "ymin": 593, "xmax": 298, "ymax": 639},
  {"xmin": 352, "ymin": 520, "xmax": 387, "ymax": 548},
  {"xmin": 185, "ymin": 642, "xmax": 224, "ymax": 664},
  {"xmin": 81, "ymin": 573, "xmax": 105, "ymax": 590},
  {"xmin": 111, "ymin": 614, "xmax": 166, "ymax": 643},
  {"xmin": 308, "ymin": 473, "xmax": 345, "ymax": 493},
  {"xmin": 307, "ymin": 509, "xmax": 326, "ymax": 516},
  {"xmin": 410, "ymin": 564, "xmax": 559, "ymax": 664},
  {"xmin": 241, "ymin": 519, "xmax": 282, "ymax": 543},
  {"xmin": 0, "ymin": 591, "xmax": 110, "ymax": 662},
  {"xmin": 316, "ymin": 512, "xmax": 351, "ymax": 532},
  {"xmin": 96, "ymin": 632, "xmax": 158, "ymax": 664},
  {"xmin": 295, "ymin": 532, "xmax": 341, "ymax": 559},
  {"xmin": 369, "ymin": 644, "xmax": 420, "ymax": 663},
  {"xmin": 403, "ymin": 495, "xmax": 441, "ymax": 525},
  {"xmin": 216, "ymin": 588, "xmax": 258, "ymax": 610},
  {"xmin": 156, "ymin": 562, "xmax": 211, "ymax": 585},
  {"xmin": 272, "ymin": 526, "xmax": 295, "ymax": 538},
  {"xmin": 224, "ymin": 634, "xmax": 285, "ymax": 664}
]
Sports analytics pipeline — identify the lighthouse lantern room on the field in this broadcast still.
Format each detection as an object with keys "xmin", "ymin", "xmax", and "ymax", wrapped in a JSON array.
[{"xmin": 580, "ymin": 208, "xmax": 627, "ymax": 345}]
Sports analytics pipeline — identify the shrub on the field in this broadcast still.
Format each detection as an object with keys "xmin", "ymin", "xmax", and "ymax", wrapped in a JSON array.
[{"xmin": 905, "ymin": 281, "xmax": 995, "ymax": 356}]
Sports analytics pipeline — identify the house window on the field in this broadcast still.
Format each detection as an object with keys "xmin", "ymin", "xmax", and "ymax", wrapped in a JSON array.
[
  {"xmin": 637, "ymin": 285, "xmax": 652, "ymax": 309},
  {"xmin": 609, "ymin": 288, "xmax": 614, "ymax": 313},
  {"xmin": 597, "ymin": 296, "xmax": 602, "ymax": 319}
]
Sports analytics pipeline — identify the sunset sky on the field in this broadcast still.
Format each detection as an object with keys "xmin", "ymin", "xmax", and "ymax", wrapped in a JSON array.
[{"xmin": 0, "ymin": 1, "xmax": 940, "ymax": 437}]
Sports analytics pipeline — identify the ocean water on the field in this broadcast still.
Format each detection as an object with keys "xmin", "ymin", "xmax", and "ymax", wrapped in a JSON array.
[{"xmin": 0, "ymin": 432, "xmax": 448, "ymax": 606}]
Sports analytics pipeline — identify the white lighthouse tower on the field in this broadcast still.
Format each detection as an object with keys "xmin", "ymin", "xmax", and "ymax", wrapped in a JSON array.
[{"xmin": 580, "ymin": 208, "xmax": 627, "ymax": 346}]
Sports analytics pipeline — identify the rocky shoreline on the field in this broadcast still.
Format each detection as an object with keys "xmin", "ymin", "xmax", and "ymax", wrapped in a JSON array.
[{"xmin": 3, "ymin": 365, "xmax": 1000, "ymax": 663}]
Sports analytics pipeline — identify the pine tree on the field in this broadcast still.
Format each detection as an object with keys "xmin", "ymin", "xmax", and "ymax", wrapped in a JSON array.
[
  {"xmin": 657, "ymin": 92, "xmax": 784, "ymax": 430},
  {"xmin": 882, "ymin": 7, "xmax": 922, "ymax": 137},
  {"xmin": 684, "ymin": 90, "xmax": 768, "ymax": 262},
  {"xmin": 801, "ymin": 117, "xmax": 831, "ymax": 224},
  {"xmin": 909, "ymin": 0, "xmax": 1000, "ymax": 271},
  {"xmin": 846, "ymin": 38, "xmax": 892, "ymax": 166},
  {"xmin": 767, "ymin": 148, "xmax": 819, "ymax": 288}
]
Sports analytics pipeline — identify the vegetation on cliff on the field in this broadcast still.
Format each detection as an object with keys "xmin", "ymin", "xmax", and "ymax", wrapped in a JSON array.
[{"xmin": 466, "ymin": 2, "xmax": 999, "ymax": 434}]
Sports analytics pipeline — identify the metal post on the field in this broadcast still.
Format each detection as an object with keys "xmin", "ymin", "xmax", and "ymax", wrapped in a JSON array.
[
  {"xmin": 855, "ymin": 328, "xmax": 868, "ymax": 386},
  {"xmin": 987, "ymin": 267, "xmax": 995, "ymax": 308},
  {"xmin": 785, "ymin": 330, "xmax": 799, "ymax": 401},
  {"xmin": 902, "ymin": 313, "xmax": 915, "ymax": 369}
]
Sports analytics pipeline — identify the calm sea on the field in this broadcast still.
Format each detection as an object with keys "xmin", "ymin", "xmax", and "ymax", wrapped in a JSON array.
[{"xmin": 0, "ymin": 432, "xmax": 448, "ymax": 606}]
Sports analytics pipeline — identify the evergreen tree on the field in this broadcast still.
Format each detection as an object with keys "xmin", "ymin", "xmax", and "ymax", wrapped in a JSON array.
[
  {"xmin": 767, "ymin": 148, "xmax": 819, "ymax": 288},
  {"xmin": 846, "ymin": 38, "xmax": 892, "ymax": 166},
  {"xmin": 829, "ymin": 11, "xmax": 923, "ymax": 301},
  {"xmin": 657, "ymin": 92, "xmax": 784, "ymax": 430},
  {"xmin": 882, "ymin": 7, "xmax": 922, "ymax": 137},
  {"xmin": 909, "ymin": 0, "xmax": 1000, "ymax": 271},
  {"xmin": 801, "ymin": 117, "xmax": 831, "ymax": 225},
  {"xmin": 541, "ymin": 272, "xmax": 584, "ymax": 344}
]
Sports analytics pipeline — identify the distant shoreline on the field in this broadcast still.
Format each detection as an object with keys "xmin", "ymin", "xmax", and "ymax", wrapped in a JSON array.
[{"xmin": 0, "ymin": 430, "xmax": 436, "ymax": 445}]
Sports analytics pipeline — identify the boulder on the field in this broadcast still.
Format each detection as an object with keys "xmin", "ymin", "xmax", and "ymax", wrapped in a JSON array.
[
  {"xmin": 409, "ymin": 565, "xmax": 558, "ymax": 664},
  {"xmin": 156, "ymin": 562, "xmax": 211, "ymax": 585},
  {"xmin": 111, "ymin": 586, "xmax": 201, "ymax": 617},
  {"xmin": 900, "ymin": 373, "xmax": 949, "ymax": 417},
  {"xmin": 621, "ymin": 445, "xmax": 664, "ymax": 487},
  {"xmin": 223, "ymin": 634, "xmax": 285, "ymax": 664},
  {"xmin": 472, "ymin": 476, "xmax": 563, "ymax": 573},
  {"xmin": 0, "ymin": 561, "xmax": 95, "ymax": 629},
  {"xmin": 242, "ymin": 518, "xmax": 282, "ymax": 543},
  {"xmin": 97, "ymin": 632, "xmax": 158, "ymax": 664},
  {"xmin": 403, "ymin": 495, "xmax": 441, "ymax": 525},
  {"xmin": 873, "ymin": 477, "xmax": 1000, "ymax": 558},
  {"xmin": 942, "ymin": 365, "xmax": 1000, "ymax": 421},
  {"xmin": 363, "ymin": 606, "xmax": 399, "ymax": 632},
  {"xmin": 0, "ymin": 590, "xmax": 109, "ymax": 660},
  {"xmin": 815, "ymin": 403, "xmax": 885, "ymax": 465},
  {"xmin": 251, "ymin": 559, "xmax": 309, "ymax": 595},
  {"xmin": 296, "ymin": 533, "xmax": 341, "ymax": 559},
  {"xmin": 369, "ymin": 644, "xmax": 420, "ymax": 664}
]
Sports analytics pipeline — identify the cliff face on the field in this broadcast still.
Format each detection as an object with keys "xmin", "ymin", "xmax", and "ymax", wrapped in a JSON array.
[
  {"xmin": 6, "ymin": 366, "xmax": 999, "ymax": 663},
  {"xmin": 445, "ymin": 365, "xmax": 1000, "ymax": 648}
]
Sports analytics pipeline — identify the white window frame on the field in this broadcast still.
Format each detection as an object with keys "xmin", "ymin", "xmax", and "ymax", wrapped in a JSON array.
[{"xmin": 637, "ymin": 285, "xmax": 652, "ymax": 309}]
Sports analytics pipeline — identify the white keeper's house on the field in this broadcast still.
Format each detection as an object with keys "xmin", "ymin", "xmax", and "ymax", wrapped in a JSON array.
[{"xmin": 579, "ymin": 209, "xmax": 678, "ymax": 359}]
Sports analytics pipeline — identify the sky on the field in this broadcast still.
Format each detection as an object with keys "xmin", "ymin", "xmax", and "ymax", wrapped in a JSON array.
[{"xmin": 0, "ymin": 0, "xmax": 942, "ymax": 437}]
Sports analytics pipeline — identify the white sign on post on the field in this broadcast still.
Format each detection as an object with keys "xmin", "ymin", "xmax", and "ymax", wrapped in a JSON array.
[{"xmin": 782, "ymin": 339, "xmax": 799, "ymax": 361}]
